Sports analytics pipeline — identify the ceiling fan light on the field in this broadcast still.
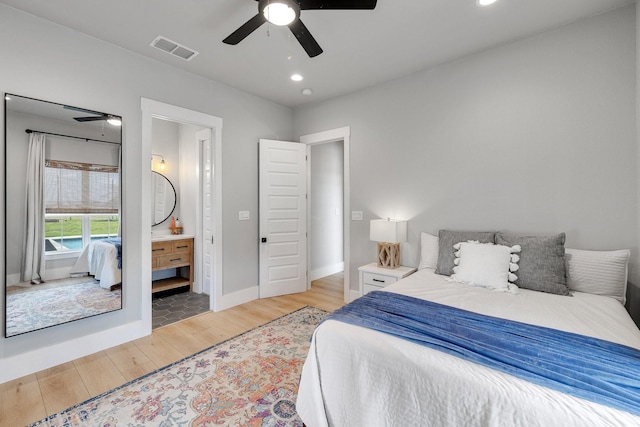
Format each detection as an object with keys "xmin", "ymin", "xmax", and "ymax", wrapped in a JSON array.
[
  {"xmin": 107, "ymin": 116, "xmax": 122, "ymax": 126},
  {"xmin": 263, "ymin": 2, "xmax": 297, "ymax": 26}
]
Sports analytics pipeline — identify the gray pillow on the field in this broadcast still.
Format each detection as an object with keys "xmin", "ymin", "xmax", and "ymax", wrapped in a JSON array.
[
  {"xmin": 435, "ymin": 230, "xmax": 496, "ymax": 276},
  {"xmin": 495, "ymin": 232, "xmax": 569, "ymax": 295}
]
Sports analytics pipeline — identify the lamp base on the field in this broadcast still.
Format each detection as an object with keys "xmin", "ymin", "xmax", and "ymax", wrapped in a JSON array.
[{"xmin": 377, "ymin": 242, "xmax": 401, "ymax": 269}]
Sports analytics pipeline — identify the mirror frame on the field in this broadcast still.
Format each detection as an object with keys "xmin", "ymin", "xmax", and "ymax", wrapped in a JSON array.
[
  {"xmin": 151, "ymin": 171, "xmax": 177, "ymax": 226},
  {"xmin": 4, "ymin": 93, "xmax": 123, "ymax": 337}
]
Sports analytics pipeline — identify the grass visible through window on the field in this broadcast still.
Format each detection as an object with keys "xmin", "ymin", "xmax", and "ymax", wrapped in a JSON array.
[{"xmin": 45, "ymin": 215, "xmax": 119, "ymax": 247}]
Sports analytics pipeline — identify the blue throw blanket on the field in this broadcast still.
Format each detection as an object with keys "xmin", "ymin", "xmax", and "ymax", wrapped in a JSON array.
[
  {"xmin": 325, "ymin": 291, "xmax": 640, "ymax": 416},
  {"xmin": 101, "ymin": 237, "xmax": 122, "ymax": 269}
]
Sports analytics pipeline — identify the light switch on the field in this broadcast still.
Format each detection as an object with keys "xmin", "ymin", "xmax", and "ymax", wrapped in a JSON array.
[
  {"xmin": 239, "ymin": 211, "xmax": 250, "ymax": 220},
  {"xmin": 351, "ymin": 211, "xmax": 363, "ymax": 221}
]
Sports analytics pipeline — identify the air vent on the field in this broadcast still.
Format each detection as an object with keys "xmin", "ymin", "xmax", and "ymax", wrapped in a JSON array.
[{"xmin": 150, "ymin": 36, "xmax": 198, "ymax": 62}]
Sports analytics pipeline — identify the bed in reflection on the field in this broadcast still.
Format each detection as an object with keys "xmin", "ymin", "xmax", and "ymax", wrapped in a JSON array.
[{"xmin": 70, "ymin": 237, "xmax": 122, "ymax": 290}]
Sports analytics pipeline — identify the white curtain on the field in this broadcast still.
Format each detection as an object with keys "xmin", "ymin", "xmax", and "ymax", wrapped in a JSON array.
[{"xmin": 22, "ymin": 132, "xmax": 46, "ymax": 284}]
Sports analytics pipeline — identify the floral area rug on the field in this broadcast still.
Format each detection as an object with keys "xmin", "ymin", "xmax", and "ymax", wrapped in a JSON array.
[
  {"xmin": 6, "ymin": 280, "xmax": 121, "ymax": 336},
  {"xmin": 31, "ymin": 306, "xmax": 328, "ymax": 426}
]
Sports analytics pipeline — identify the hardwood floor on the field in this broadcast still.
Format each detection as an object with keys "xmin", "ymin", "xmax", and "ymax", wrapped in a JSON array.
[{"xmin": 0, "ymin": 273, "xmax": 345, "ymax": 427}]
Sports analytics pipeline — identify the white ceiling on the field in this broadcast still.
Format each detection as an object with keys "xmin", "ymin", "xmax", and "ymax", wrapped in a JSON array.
[{"xmin": 0, "ymin": 0, "xmax": 632, "ymax": 107}]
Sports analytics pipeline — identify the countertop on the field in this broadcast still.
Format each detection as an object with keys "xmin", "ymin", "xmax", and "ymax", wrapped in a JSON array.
[{"xmin": 151, "ymin": 234, "xmax": 195, "ymax": 242}]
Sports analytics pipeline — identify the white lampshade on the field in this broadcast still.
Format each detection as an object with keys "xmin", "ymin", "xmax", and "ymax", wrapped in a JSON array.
[{"xmin": 370, "ymin": 219, "xmax": 407, "ymax": 243}]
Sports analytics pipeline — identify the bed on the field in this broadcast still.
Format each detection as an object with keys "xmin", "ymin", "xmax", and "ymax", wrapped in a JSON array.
[
  {"xmin": 296, "ymin": 231, "xmax": 640, "ymax": 426},
  {"xmin": 70, "ymin": 238, "xmax": 122, "ymax": 290}
]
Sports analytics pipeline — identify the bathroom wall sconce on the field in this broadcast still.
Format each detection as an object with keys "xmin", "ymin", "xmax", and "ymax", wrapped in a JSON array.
[{"xmin": 151, "ymin": 153, "xmax": 166, "ymax": 171}]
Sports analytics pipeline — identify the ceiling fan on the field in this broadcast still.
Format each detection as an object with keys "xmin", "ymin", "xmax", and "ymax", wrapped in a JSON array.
[
  {"xmin": 64, "ymin": 105, "xmax": 122, "ymax": 126},
  {"xmin": 223, "ymin": 0, "xmax": 378, "ymax": 58}
]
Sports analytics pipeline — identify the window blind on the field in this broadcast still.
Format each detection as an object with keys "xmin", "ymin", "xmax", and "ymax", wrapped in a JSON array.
[{"xmin": 45, "ymin": 160, "xmax": 120, "ymax": 214}]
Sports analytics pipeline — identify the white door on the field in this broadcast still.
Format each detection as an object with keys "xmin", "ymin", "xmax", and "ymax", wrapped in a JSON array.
[
  {"xmin": 198, "ymin": 128, "xmax": 215, "ymax": 297},
  {"xmin": 259, "ymin": 139, "xmax": 308, "ymax": 298}
]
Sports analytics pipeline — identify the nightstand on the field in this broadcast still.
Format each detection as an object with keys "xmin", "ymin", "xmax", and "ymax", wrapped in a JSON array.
[{"xmin": 358, "ymin": 263, "xmax": 417, "ymax": 295}]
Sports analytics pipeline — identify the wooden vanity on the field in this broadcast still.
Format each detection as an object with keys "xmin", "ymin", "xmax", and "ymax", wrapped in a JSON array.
[{"xmin": 151, "ymin": 236, "xmax": 194, "ymax": 293}]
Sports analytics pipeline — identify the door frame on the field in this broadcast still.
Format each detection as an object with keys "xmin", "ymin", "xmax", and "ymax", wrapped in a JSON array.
[
  {"xmin": 300, "ymin": 126, "xmax": 352, "ymax": 302},
  {"xmin": 141, "ymin": 98, "xmax": 223, "ymax": 324}
]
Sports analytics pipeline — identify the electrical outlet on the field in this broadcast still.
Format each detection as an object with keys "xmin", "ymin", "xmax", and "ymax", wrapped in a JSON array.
[
  {"xmin": 239, "ymin": 211, "xmax": 250, "ymax": 220},
  {"xmin": 351, "ymin": 211, "xmax": 363, "ymax": 221}
]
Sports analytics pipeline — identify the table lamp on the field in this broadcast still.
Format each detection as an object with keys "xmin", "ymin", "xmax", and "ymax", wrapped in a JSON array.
[{"xmin": 370, "ymin": 218, "xmax": 407, "ymax": 269}]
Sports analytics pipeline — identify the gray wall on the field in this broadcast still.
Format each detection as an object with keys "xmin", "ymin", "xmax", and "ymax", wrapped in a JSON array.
[
  {"xmin": 310, "ymin": 141, "xmax": 344, "ymax": 275},
  {"xmin": 0, "ymin": 4, "xmax": 292, "ymax": 364},
  {"xmin": 294, "ymin": 6, "xmax": 639, "ymax": 320},
  {"xmin": 151, "ymin": 118, "xmax": 180, "ymax": 230}
]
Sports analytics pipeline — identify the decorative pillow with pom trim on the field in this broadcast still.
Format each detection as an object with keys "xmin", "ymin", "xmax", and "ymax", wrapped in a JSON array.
[{"xmin": 451, "ymin": 241, "xmax": 521, "ymax": 292}]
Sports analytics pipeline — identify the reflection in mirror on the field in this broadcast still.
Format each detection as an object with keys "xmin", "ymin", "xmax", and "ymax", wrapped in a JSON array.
[
  {"xmin": 5, "ymin": 93, "xmax": 123, "ymax": 337},
  {"xmin": 151, "ymin": 171, "xmax": 176, "ymax": 226}
]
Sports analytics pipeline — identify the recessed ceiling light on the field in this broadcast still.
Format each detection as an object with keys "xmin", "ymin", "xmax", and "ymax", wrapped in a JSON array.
[
  {"xmin": 301, "ymin": 88, "xmax": 313, "ymax": 96},
  {"xmin": 477, "ymin": 0, "xmax": 498, "ymax": 6},
  {"xmin": 291, "ymin": 74, "xmax": 304, "ymax": 82}
]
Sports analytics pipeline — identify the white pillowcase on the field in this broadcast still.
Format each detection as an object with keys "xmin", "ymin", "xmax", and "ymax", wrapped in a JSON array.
[
  {"xmin": 451, "ymin": 242, "xmax": 520, "ymax": 292},
  {"xmin": 565, "ymin": 248, "xmax": 630, "ymax": 304},
  {"xmin": 418, "ymin": 232, "xmax": 439, "ymax": 270}
]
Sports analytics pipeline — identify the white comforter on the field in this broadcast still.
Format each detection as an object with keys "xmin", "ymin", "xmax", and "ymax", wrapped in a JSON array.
[
  {"xmin": 70, "ymin": 241, "xmax": 121, "ymax": 289},
  {"xmin": 297, "ymin": 268, "xmax": 640, "ymax": 427}
]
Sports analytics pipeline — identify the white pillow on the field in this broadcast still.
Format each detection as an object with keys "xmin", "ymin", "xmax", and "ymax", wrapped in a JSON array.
[
  {"xmin": 418, "ymin": 232, "xmax": 439, "ymax": 270},
  {"xmin": 451, "ymin": 242, "xmax": 520, "ymax": 292},
  {"xmin": 565, "ymin": 248, "xmax": 630, "ymax": 304}
]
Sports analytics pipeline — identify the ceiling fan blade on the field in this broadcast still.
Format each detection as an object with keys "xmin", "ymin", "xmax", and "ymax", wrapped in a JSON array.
[
  {"xmin": 299, "ymin": 0, "xmax": 377, "ymax": 10},
  {"xmin": 289, "ymin": 19, "xmax": 323, "ymax": 58},
  {"xmin": 223, "ymin": 13, "xmax": 267, "ymax": 45},
  {"xmin": 74, "ymin": 116, "xmax": 105, "ymax": 122},
  {"xmin": 64, "ymin": 105, "xmax": 104, "ymax": 116}
]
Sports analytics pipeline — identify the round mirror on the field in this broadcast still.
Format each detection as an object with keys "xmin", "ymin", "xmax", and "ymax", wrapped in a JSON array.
[{"xmin": 151, "ymin": 171, "xmax": 176, "ymax": 226}]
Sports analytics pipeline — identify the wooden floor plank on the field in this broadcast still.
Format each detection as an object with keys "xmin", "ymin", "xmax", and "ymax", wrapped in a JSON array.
[
  {"xmin": 0, "ymin": 374, "xmax": 47, "ymax": 426},
  {"xmin": 73, "ymin": 353, "xmax": 127, "ymax": 396},
  {"xmin": 38, "ymin": 369, "xmax": 90, "ymax": 415},
  {"xmin": 133, "ymin": 334, "xmax": 187, "ymax": 367},
  {"xmin": 154, "ymin": 322, "xmax": 215, "ymax": 356},
  {"xmin": 105, "ymin": 341, "xmax": 157, "ymax": 381}
]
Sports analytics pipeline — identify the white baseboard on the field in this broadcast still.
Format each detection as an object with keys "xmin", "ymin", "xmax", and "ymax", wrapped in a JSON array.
[
  {"xmin": 46, "ymin": 266, "xmax": 74, "ymax": 281},
  {"xmin": 7, "ymin": 266, "xmax": 75, "ymax": 286},
  {"xmin": 310, "ymin": 262, "xmax": 344, "ymax": 281},
  {"xmin": 0, "ymin": 320, "xmax": 148, "ymax": 384},
  {"xmin": 6, "ymin": 273, "xmax": 20, "ymax": 286},
  {"xmin": 215, "ymin": 286, "xmax": 259, "ymax": 311},
  {"xmin": 349, "ymin": 289, "xmax": 361, "ymax": 302}
]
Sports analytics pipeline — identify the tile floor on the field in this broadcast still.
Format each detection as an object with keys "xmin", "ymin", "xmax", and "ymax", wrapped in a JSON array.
[{"xmin": 152, "ymin": 288, "xmax": 210, "ymax": 329}]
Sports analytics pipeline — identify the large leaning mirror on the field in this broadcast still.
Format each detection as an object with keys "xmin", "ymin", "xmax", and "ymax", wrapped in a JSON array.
[{"xmin": 4, "ymin": 93, "xmax": 123, "ymax": 337}]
